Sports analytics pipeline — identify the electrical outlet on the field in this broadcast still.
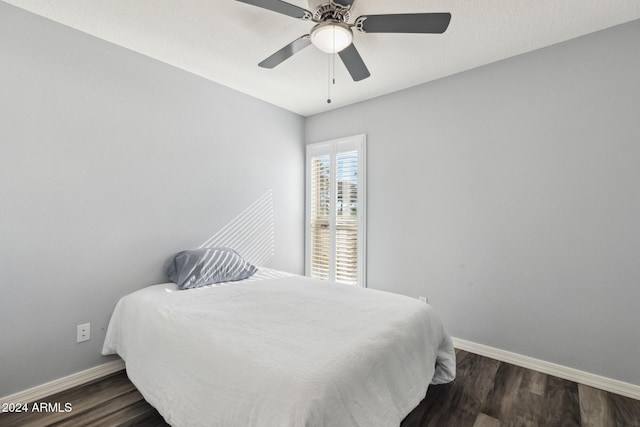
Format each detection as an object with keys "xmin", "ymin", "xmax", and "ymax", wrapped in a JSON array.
[
  {"xmin": 419, "ymin": 296, "xmax": 428, "ymax": 303},
  {"xmin": 77, "ymin": 323, "xmax": 90, "ymax": 343}
]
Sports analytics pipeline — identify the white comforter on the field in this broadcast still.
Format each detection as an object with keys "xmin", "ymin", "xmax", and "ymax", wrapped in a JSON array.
[{"xmin": 102, "ymin": 271, "xmax": 455, "ymax": 427}]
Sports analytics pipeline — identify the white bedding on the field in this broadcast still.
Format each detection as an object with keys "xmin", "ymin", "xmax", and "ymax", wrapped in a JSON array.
[{"xmin": 102, "ymin": 270, "xmax": 455, "ymax": 427}]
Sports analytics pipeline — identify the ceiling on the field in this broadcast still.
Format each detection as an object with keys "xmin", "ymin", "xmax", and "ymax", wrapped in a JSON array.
[{"xmin": 5, "ymin": 0, "xmax": 640, "ymax": 116}]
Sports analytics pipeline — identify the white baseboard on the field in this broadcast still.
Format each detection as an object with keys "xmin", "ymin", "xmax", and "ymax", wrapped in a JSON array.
[
  {"xmin": 3, "ymin": 341, "xmax": 638, "ymax": 406},
  {"xmin": 0, "ymin": 359, "xmax": 125, "ymax": 406},
  {"xmin": 452, "ymin": 337, "xmax": 640, "ymax": 401}
]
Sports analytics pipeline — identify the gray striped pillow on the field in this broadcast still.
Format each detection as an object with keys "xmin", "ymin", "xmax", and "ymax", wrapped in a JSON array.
[{"xmin": 164, "ymin": 247, "xmax": 257, "ymax": 290}]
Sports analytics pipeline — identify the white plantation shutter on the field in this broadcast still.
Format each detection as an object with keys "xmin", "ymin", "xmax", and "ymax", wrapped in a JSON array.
[
  {"xmin": 335, "ymin": 150, "xmax": 359, "ymax": 284},
  {"xmin": 306, "ymin": 135, "xmax": 366, "ymax": 287},
  {"xmin": 310, "ymin": 154, "xmax": 330, "ymax": 280}
]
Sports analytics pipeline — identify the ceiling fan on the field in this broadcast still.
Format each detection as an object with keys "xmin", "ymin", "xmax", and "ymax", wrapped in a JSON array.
[{"xmin": 236, "ymin": 0, "xmax": 451, "ymax": 81}]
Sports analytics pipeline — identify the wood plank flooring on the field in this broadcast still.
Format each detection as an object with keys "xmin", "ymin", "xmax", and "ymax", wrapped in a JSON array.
[
  {"xmin": 401, "ymin": 350, "xmax": 640, "ymax": 427},
  {"xmin": 1, "ymin": 350, "xmax": 638, "ymax": 426}
]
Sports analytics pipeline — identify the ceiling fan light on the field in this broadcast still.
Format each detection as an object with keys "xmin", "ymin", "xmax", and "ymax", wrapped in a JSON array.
[{"xmin": 310, "ymin": 22, "xmax": 353, "ymax": 54}]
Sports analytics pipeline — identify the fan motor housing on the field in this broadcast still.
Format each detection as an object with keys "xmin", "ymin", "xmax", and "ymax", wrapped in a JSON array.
[{"xmin": 311, "ymin": 1, "xmax": 350, "ymax": 22}]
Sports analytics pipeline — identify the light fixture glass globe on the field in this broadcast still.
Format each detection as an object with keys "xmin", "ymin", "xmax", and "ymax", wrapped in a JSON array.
[{"xmin": 310, "ymin": 22, "xmax": 353, "ymax": 54}]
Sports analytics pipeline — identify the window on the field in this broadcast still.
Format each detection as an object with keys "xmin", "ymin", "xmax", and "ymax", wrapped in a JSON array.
[{"xmin": 306, "ymin": 135, "xmax": 366, "ymax": 287}]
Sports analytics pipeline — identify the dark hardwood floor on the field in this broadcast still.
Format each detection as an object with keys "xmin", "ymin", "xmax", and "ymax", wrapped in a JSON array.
[
  {"xmin": 2, "ymin": 350, "xmax": 639, "ymax": 426},
  {"xmin": 402, "ymin": 350, "xmax": 640, "ymax": 426}
]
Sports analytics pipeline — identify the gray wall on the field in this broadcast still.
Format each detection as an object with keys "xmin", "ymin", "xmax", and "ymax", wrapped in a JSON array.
[
  {"xmin": 0, "ymin": 3, "xmax": 304, "ymax": 397},
  {"xmin": 306, "ymin": 20, "xmax": 640, "ymax": 386}
]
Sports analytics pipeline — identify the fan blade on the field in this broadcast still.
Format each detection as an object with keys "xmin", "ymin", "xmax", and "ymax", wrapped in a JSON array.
[
  {"xmin": 236, "ymin": 0, "xmax": 312, "ymax": 20},
  {"xmin": 357, "ymin": 13, "xmax": 451, "ymax": 34},
  {"xmin": 338, "ymin": 43, "xmax": 370, "ymax": 81},
  {"xmin": 258, "ymin": 36, "xmax": 311, "ymax": 69}
]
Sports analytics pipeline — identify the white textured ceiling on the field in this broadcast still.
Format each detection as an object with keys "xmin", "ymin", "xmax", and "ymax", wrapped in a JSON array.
[{"xmin": 5, "ymin": 0, "xmax": 640, "ymax": 116}]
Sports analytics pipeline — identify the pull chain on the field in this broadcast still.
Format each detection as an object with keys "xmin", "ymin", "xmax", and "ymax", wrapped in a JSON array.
[
  {"xmin": 327, "ymin": 52, "xmax": 332, "ymax": 103},
  {"xmin": 333, "ymin": 51, "xmax": 336, "ymax": 85},
  {"xmin": 327, "ymin": 26, "xmax": 337, "ymax": 104}
]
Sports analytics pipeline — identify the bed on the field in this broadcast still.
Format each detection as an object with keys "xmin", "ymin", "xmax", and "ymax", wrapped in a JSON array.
[{"xmin": 102, "ymin": 268, "xmax": 455, "ymax": 426}]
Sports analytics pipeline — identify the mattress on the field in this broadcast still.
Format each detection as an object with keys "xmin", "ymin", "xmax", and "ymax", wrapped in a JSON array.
[{"xmin": 102, "ymin": 270, "xmax": 455, "ymax": 426}]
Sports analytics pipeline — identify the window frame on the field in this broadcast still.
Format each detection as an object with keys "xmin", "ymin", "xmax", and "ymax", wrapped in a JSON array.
[{"xmin": 305, "ymin": 134, "xmax": 367, "ymax": 287}]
